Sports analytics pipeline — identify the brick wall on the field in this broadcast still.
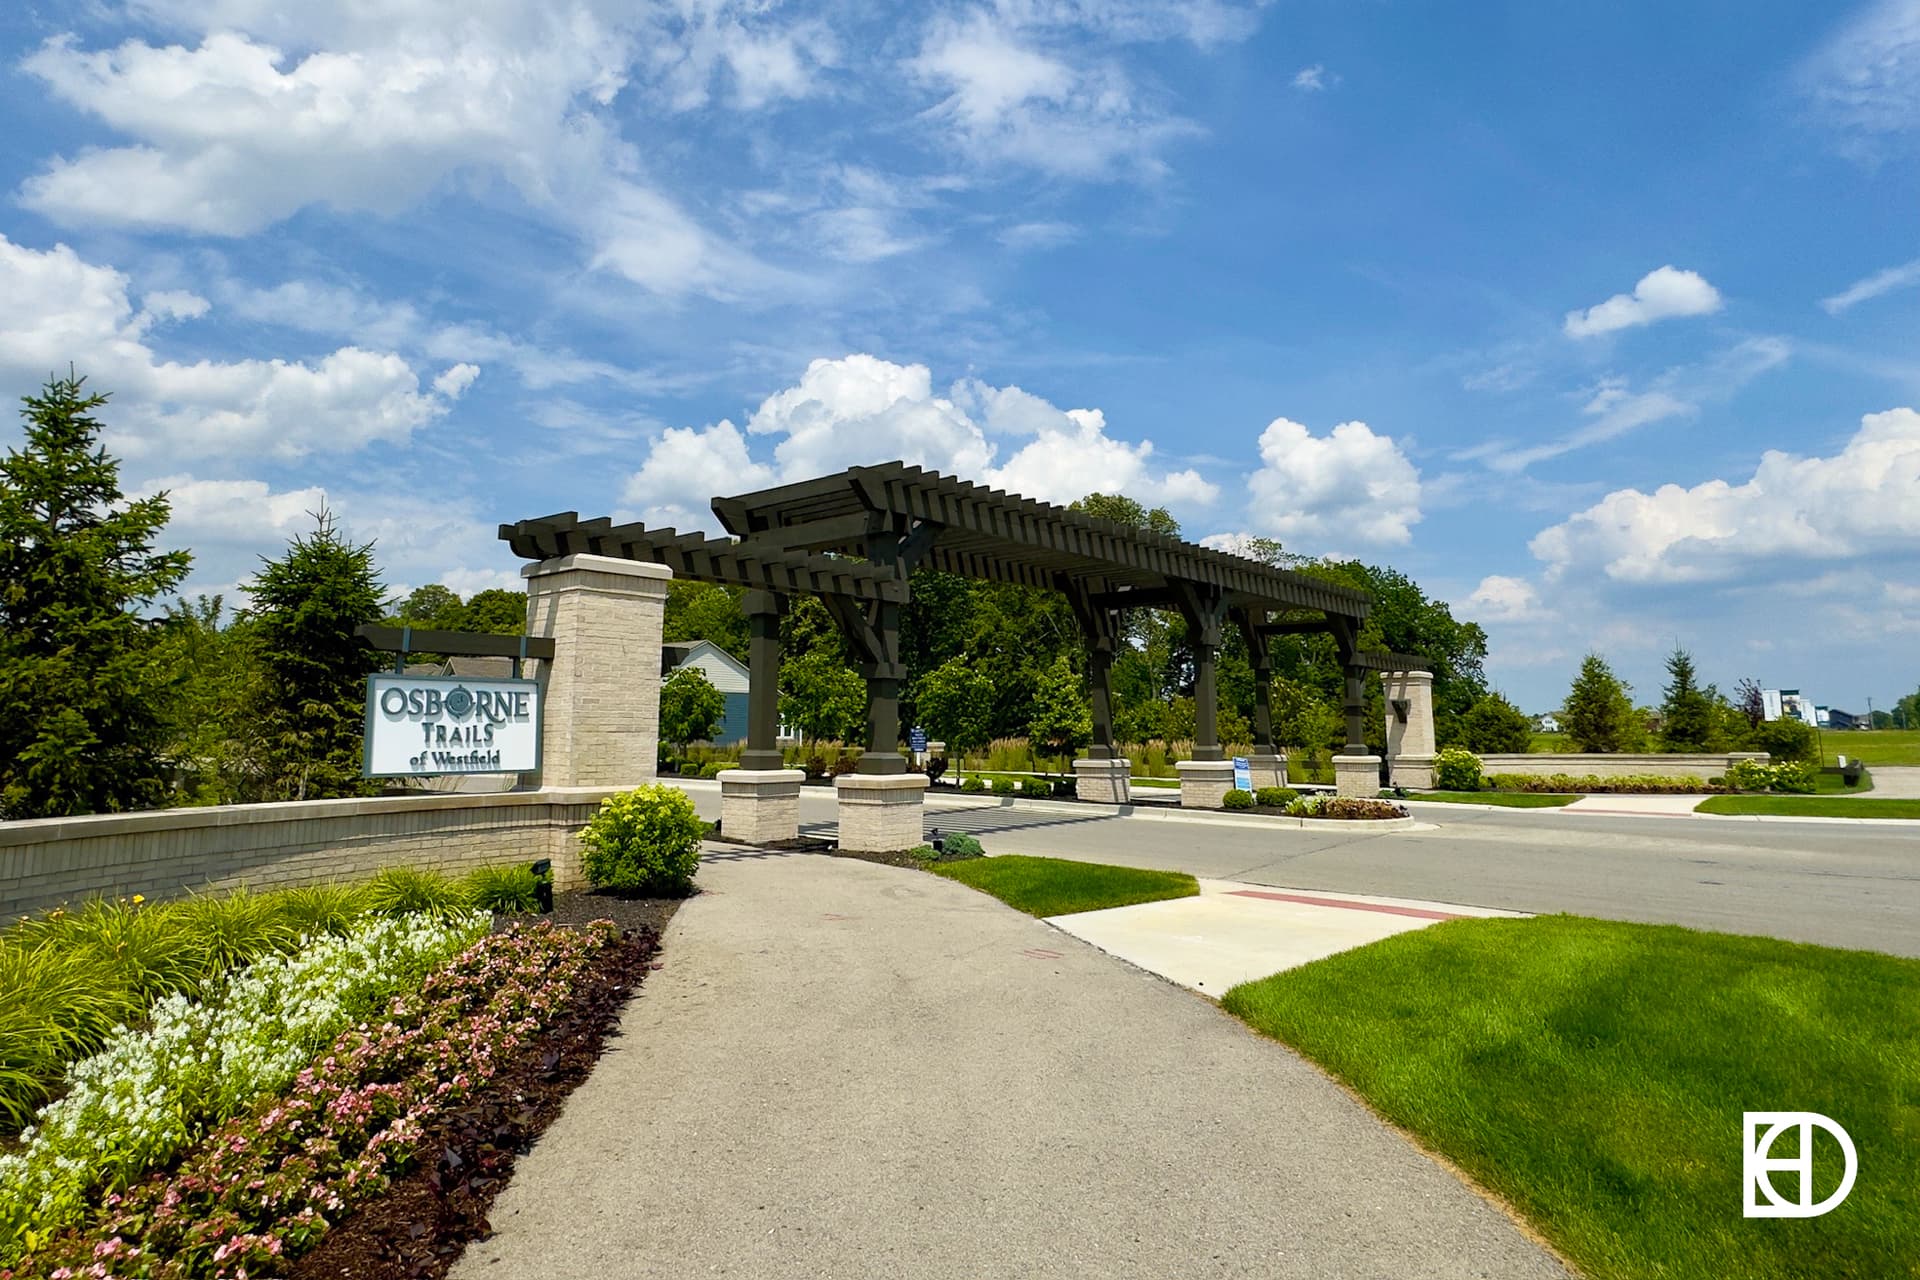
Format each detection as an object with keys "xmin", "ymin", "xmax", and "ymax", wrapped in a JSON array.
[
  {"xmin": 1478, "ymin": 752, "xmax": 1766, "ymax": 781},
  {"xmin": 0, "ymin": 789, "xmax": 626, "ymax": 918}
]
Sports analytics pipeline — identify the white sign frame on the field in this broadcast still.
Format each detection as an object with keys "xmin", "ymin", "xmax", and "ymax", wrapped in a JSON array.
[{"xmin": 363, "ymin": 673, "xmax": 542, "ymax": 778}]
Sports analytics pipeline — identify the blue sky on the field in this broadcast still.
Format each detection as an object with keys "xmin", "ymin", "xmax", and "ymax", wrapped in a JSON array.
[{"xmin": 2, "ymin": 0, "xmax": 1917, "ymax": 714}]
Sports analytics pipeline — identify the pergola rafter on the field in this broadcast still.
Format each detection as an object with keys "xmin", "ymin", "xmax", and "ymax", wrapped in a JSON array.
[{"xmin": 502, "ymin": 462, "xmax": 1426, "ymax": 776}]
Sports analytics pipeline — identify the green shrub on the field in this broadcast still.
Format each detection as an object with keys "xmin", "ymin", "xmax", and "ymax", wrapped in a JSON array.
[
  {"xmin": 699, "ymin": 760, "xmax": 729, "ymax": 779},
  {"xmin": 1707, "ymin": 775, "xmax": 1726, "ymax": 787},
  {"xmin": 464, "ymin": 864, "xmax": 542, "ymax": 914},
  {"xmin": 1286, "ymin": 795, "xmax": 1321, "ymax": 817},
  {"xmin": 1772, "ymin": 761, "xmax": 1818, "ymax": 793},
  {"xmin": 364, "ymin": 866, "xmax": 472, "ymax": 921},
  {"xmin": 1020, "ymin": 777, "xmax": 1053, "ymax": 797},
  {"xmin": 1254, "ymin": 786, "xmax": 1298, "ymax": 808},
  {"xmin": 1746, "ymin": 717, "xmax": 1818, "ymax": 763},
  {"xmin": 580, "ymin": 783, "xmax": 704, "ymax": 896},
  {"xmin": 991, "ymin": 777, "xmax": 1016, "ymax": 795},
  {"xmin": 940, "ymin": 831, "xmax": 985, "ymax": 859},
  {"xmin": 960, "ymin": 776, "xmax": 988, "ymax": 794},
  {"xmin": 1727, "ymin": 759, "xmax": 1818, "ymax": 795},
  {"xmin": 1222, "ymin": 788, "xmax": 1255, "ymax": 809},
  {"xmin": 1486, "ymin": 772, "xmax": 1720, "ymax": 795},
  {"xmin": 1434, "ymin": 746, "xmax": 1484, "ymax": 792},
  {"xmin": 678, "ymin": 761, "xmax": 702, "ymax": 777},
  {"xmin": 1314, "ymin": 797, "xmax": 1406, "ymax": 820},
  {"xmin": 170, "ymin": 887, "xmax": 302, "ymax": 979}
]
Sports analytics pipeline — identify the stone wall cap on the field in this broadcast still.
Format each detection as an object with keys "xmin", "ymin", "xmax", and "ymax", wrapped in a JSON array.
[
  {"xmin": 1174, "ymin": 760, "xmax": 1235, "ymax": 774},
  {"xmin": 719, "ymin": 769, "xmax": 807, "ymax": 784},
  {"xmin": 1385, "ymin": 669, "xmax": 1434, "ymax": 681},
  {"xmin": 1073, "ymin": 758, "xmax": 1132, "ymax": 770},
  {"xmin": 1332, "ymin": 754, "xmax": 1383, "ymax": 764},
  {"xmin": 834, "ymin": 773, "xmax": 931, "ymax": 792},
  {"xmin": 521, "ymin": 553, "xmax": 672, "ymax": 582}
]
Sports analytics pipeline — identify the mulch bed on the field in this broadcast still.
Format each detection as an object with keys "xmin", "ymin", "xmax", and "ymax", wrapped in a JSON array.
[{"xmin": 289, "ymin": 907, "xmax": 678, "ymax": 1280}]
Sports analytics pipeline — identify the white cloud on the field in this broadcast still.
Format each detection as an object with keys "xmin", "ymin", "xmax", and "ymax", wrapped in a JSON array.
[
  {"xmin": 910, "ymin": 9, "xmax": 1202, "ymax": 179},
  {"xmin": 1800, "ymin": 0, "xmax": 1920, "ymax": 149},
  {"xmin": 998, "ymin": 220, "xmax": 1079, "ymax": 250},
  {"xmin": 622, "ymin": 353, "xmax": 1216, "ymax": 527},
  {"xmin": 1465, "ymin": 574, "xmax": 1547, "ymax": 622},
  {"xmin": 1291, "ymin": 64, "xmax": 1331, "ymax": 91},
  {"xmin": 1244, "ymin": 417, "xmax": 1422, "ymax": 547},
  {"xmin": 0, "ymin": 234, "xmax": 447, "ymax": 461},
  {"xmin": 1529, "ymin": 407, "xmax": 1920, "ymax": 584},
  {"xmin": 1563, "ymin": 265, "xmax": 1723, "ymax": 338},
  {"xmin": 141, "ymin": 290, "xmax": 210, "ymax": 323},
  {"xmin": 433, "ymin": 363, "xmax": 481, "ymax": 398},
  {"xmin": 1821, "ymin": 256, "xmax": 1920, "ymax": 314}
]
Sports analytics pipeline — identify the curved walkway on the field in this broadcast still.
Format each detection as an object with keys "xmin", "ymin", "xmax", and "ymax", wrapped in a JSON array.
[{"xmin": 455, "ymin": 849, "xmax": 1569, "ymax": 1279}]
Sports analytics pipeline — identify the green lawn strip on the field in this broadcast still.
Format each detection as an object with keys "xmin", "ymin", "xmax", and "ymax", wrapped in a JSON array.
[
  {"xmin": 1822, "ymin": 729, "xmax": 1920, "ymax": 767},
  {"xmin": 1222, "ymin": 916, "xmax": 1920, "ymax": 1280},
  {"xmin": 1406, "ymin": 791, "xmax": 1579, "ymax": 808},
  {"xmin": 1811, "ymin": 769, "xmax": 1873, "ymax": 794},
  {"xmin": 1697, "ymin": 795, "xmax": 1920, "ymax": 819},
  {"xmin": 929, "ymin": 854, "xmax": 1198, "ymax": 917}
]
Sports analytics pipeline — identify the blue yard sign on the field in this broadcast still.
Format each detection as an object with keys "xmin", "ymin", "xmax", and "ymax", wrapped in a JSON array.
[
  {"xmin": 1232, "ymin": 755, "xmax": 1252, "ymax": 791},
  {"xmin": 910, "ymin": 726, "xmax": 928, "ymax": 752}
]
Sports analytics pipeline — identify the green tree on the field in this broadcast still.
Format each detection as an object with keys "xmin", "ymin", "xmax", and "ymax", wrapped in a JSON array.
[
  {"xmin": 1563, "ymin": 653, "xmax": 1637, "ymax": 753},
  {"xmin": 659, "ymin": 666, "xmax": 726, "ymax": 750},
  {"xmin": 396, "ymin": 583, "xmax": 463, "ymax": 629},
  {"xmin": 462, "ymin": 588, "xmax": 526, "ymax": 634},
  {"xmin": 664, "ymin": 581, "xmax": 749, "ymax": 661},
  {"xmin": 0, "ymin": 375, "xmax": 190, "ymax": 818},
  {"xmin": 245, "ymin": 510, "xmax": 387, "ymax": 800},
  {"xmin": 1460, "ymin": 692, "xmax": 1533, "ymax": 754},
  {"xmin": 151, "ymin": 595, "xmax": 266, "ymax": 805},
  {"xmin": 1658, "ymin": 646, "xmax": 1715, "ymax": 751},
  {"xmin": 1027, "ymin": 655, "xmax": 1092, "ymax": 773},
  {"xmin": 780, "ymin": 646, "xmax": 867, "ymax": 745},
  {"xmin": 915, "ymin": 657, "xmax": 994, "ymax": 779}
]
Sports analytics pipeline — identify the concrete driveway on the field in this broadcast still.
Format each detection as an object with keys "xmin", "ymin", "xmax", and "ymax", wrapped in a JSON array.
[{"xmin": 455, "ymin": 850, "xmax": 1570, "ymax": 1279}]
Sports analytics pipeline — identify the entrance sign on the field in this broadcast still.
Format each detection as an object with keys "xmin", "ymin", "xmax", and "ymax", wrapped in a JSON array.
[
  {"xmin": 364, "ymin": 674, "xmax": 541, "ymax": 777},
  {"xmin": 1232, "ymin": 756, "xmax": 1252, "ymax": 791},
  {"xmin": 910, "ymin": 727, "xmax": 928, "ymax": 752}
]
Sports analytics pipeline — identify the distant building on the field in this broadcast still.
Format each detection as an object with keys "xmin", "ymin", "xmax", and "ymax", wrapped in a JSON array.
[
  {"xmin": 1536, "ymin": 713, "xmax": 1561, "ymax": 733},
  {"xmin": 662, "ymin": 640, "xmax": 750, "ymax": 744},
  {"xmin": 1820, "ymin": 707, "xmax": 1862, "ymax": 730},
  {"xmin": 1763, "ymin": 688, "xmax": 1818, "ymax": 727}
]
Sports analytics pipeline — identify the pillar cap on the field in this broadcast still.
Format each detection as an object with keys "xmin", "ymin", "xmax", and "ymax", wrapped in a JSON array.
[
  {"xmin": 718, "ymin": 769, "xmax": 806, "ymax": 784},
  {"xmin": 834, "ymin": 773, "xmax": 930, "ymax": 792},
  {"xmin": 521, "ymin": 553, "xmax": 672, "ymax": 582},
  {"xmin": 1174, "ymin": 759, "xmax": 1234, "ymax": 775}
]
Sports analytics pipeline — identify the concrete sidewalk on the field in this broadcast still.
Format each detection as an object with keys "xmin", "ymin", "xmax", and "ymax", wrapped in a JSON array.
[
  {"xmin": 456, "ymin": 850, "xmax": 1568, "ymax": 1279},
  {"xmin": 1047, "ymin": 879, "xmax": 1526, "ymax": 997}
]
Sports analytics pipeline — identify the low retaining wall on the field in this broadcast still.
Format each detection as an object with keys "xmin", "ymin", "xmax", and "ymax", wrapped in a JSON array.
[
  {"xmin": 0, "ymin": 788, "xmax": 626, "ymax": 918},
  {"xmin": 1478, "ymin": 752, "xmax": 1766, "ymax": 782}
]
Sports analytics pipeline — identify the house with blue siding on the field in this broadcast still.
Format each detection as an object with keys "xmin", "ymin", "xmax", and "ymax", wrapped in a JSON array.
[{"xmin": 661, "ymin": 640, "xmax": 751, "ymax": 745}]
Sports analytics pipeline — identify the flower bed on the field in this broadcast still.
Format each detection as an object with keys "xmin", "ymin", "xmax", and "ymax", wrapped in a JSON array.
[
  {"xmin": 5, "ymin": 920, "xmax": 656, "ymax": 1279},
  {"xmin": 0, "ymin": 911, "xmax": 489, "ymax": 1261},
  {"xmin": 1485, "ymin": 773, "xmax": 1728, "ymax": 795}
]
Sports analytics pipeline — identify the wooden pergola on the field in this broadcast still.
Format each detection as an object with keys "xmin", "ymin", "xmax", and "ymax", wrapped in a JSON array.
[{"xmin": 500, "ymin": 462, "xmax": 1425, "ymax": 775}]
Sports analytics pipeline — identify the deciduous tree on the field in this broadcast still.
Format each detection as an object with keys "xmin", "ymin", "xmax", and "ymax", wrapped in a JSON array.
[
  {"xmin": 659, "ymin": 666, "xmax": 726, "ymax": 750},
  {"xmin": 915, "ymin": 657, "xmax": 994, "ymax": 779}
]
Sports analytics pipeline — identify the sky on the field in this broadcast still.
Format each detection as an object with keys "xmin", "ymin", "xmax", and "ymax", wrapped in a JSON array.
[{"xmin": 1, "ymin": 0, "xmax": 1917, "ymax": 715}]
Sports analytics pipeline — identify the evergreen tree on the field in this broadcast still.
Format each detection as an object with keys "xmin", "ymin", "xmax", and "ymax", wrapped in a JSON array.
[
  {"xmin": 1460, "ymin": 692, "xmax": 1533, "ymax": 753},
  {"xmin": 244, "ymin": 510, "xmax": 387, "ymax": 800},
  {"xmin": 1658, "ymin": 646, "xmax": 1716, "ymax": 750},
  {"xmin": 0, "ymin": 375, "xmax": 190, "ymax": 817},
  {"xmin": 1562, "ymin": 653, "xmax": 1636, "ymax": 753},
  {"xmin": 659, "ymin": 666, "xmax": 726, "ymax": 750}
]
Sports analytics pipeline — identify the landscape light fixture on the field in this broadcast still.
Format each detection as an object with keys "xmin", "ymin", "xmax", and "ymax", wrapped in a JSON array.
[{"xmin": 530, "ymin": 858, "xmax": 554, "ymax": 913}]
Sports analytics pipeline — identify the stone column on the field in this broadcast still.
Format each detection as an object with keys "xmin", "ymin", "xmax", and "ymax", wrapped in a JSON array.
[
  {"xmin": 1074, "ymin": 757, "xmax": 1131, "ymax": 804},
  {"xmin": 720, "ymin": 769, "xmax": 805, "ymax": 844},
  {"xmin": 1383, "ymin": 670, "xmax": 1436, "ymax": 789},
  {"xmin": 522, "ymin": 553, "xmax": 670, "ymax": 788},
  {"xmin": 1245, "ymin": 753, "xmax": 1288, "ymax": 791},
  {"xmin": 1175, "ymin": 759, "xmax": 1235, "ymax": 808},
  {"xmin": 1333, "ymin": 663, "xmax": 1381, "ymax": 798},
  {"xmin": 836, "ymin": 773, "xmax": 929, "ymax": 851}
]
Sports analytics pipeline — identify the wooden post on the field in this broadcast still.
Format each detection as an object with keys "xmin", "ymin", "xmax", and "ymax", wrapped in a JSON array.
[{"xmin": 740, "ymin": 590, "xmax": 784, "ymax": 771}]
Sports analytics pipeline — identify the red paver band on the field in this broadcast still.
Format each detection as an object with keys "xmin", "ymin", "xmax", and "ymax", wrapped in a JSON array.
[{"xmin": 1224, "ymin": 889, "xmax": 1464, "ymax": 921}]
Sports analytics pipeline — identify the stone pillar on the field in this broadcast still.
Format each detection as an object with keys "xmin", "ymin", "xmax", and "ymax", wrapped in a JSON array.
[
  {"xmin": 740, "ymin": 591, "xmax": 784, "ymax": 771},
  {"xmin": 1074, "ymin": 757, "xmax": 1131, "ymax": 804},
  {"xmin": 719, "ymin": 769, "xmax": 805, "ymax": 844},
  {"xmin": 522, "ymin": 553, "xmax": 670, "ymax": 788},
  {"xmin": 1175, "ymin": 759, "xmax": 1235, "ymax": 808},
  {"xmin": 1383, "ymin": 670, "xmax": 1436, "ymax": 789},
  {"xmin": 835, "ymin": 773, "xmax": 929, "ymax": 852},
  {"xmin": 1333, "ymin": 754, "xmax": 1382, "ymax": 798},
  {"xmin": 1245, "ymin": 753, "xmax": 1288, "ymax": 790}
]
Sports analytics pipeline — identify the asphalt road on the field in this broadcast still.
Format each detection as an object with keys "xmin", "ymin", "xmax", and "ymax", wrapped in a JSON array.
[{"xmin": 686, "ymin": 785, "xmax": 1920, "ymax": 958}]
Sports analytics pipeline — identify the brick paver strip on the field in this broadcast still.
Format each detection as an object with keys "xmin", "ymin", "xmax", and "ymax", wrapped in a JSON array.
[{"xmin": 1223, "ymin": 888, "xmax": 1466, "ymax": 921}]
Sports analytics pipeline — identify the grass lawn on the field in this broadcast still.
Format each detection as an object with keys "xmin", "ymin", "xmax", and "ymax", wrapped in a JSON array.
[
  {"xmin": 1698, "ymin": 795, "xmax": 1920, "ymax": 819},
  {"xmin": 929, "ymin": 854, "xmax": 1198, "ymax": 917},
  {"xmin": 1406, "ymin": 791, "xmax": 1579, "ymax": 808},
  {"xmin": 1824, "ymin": 729, "xmax": 1920, "ymax": 767},
  {"xmin": 1130, "ymin": 776, "xmax": 1178, "ymax": 788},
  {"xmin": 1222, "ymin": 916, "xmax": 1920, "ymax": 1280},
  {"xmin": 1812, "ymin": 769, "xmax": 1874, "ymax": 794}
]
